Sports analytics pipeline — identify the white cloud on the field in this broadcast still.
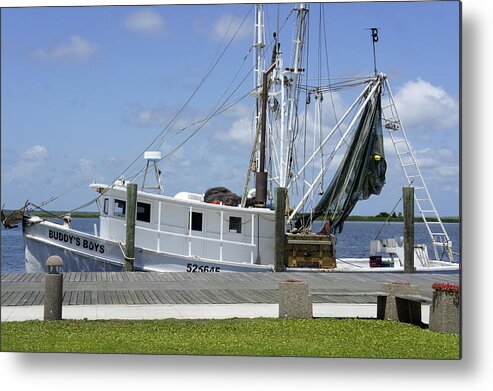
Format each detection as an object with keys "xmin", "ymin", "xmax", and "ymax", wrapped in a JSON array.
[
  {"xmin": 220, "ymin": 117, "xmax": 254, "ymax": 145},
  {"xmin": 76, "ymin": 158, "xmax": 104, "ymax": 182},
  {"xmin": 393, "ymin": 78, "xmax": 458, "ymax": 131},
  {"xmin": 21, "ymin": 145, "xmax": 48, "ymax": 161},
  {"xmin": 414, "ymin": 148, "xmax": 459, "ymax": 176},
  {"xmin": 77, "ymin": 158, "xmax": 93, "ymax": 176},
  {"xmin": 210, "ymin": 13, "xmax": 251, "ymax": 42},
  {"xmin": 124, "ymin": 9, "xmax": 166, "ymax": 35},
  {"xmin": 212, "ymin": 103, "xmax": 254, "ymax": 146},
  {"xmin": 134, "ymin": 105, "xmax": 198, "ymax": 132},
  {"xmin": 138, "ymin": 110, "xmax": 153, "ymax": 125},
  {"xmin": 4, "ymin": 145, "xmax": 49, "ymax": 184},
  {"xmin": 31, "ymin": 36, "xmax": 99, "ymax": 62},
  {"xmin": 411, "ymin": 147, "xmax": 459, "ymax": 185}
]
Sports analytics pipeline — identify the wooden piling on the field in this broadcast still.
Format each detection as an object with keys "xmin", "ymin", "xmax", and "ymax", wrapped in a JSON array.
[
  {"xmin": 403, "ymin": 187, "xmax": 415, "ymax": 273},
  {"xmin": 124, "ymin": 183, "xmax": 137, "ymax": 271},
  {"xmin": 274, "ymin": 187, "xmax": 286, "ymax": 272}
]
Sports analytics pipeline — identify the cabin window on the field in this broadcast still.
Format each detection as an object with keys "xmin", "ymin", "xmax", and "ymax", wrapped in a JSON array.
[
  {"xmin": 103, "ymin": 198, "xmax": 109, "ymax": 215},
  {"xmin": 229, "ymin": 216, "xmax": 242, "ymax": 234},
  {"xmin": 189, "ymin": 211, "xmax": 203, "ymax": 232},
  {"xmin": 114, "ymin": 199, "xmax": 126, "ymax": 217},
  {"xmin": 137, "ymin": 202, "xmax": 151, "ymax": 223}
]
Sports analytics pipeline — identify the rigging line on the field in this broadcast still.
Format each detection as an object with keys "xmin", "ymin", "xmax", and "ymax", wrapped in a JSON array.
[
  {"xmin": 373, "ymin": 179, "xmax": 415, "ymax": 241},
  {"xmin": 157, "ymin": 42, "xmax": 253, "ymax": 149},
  {"xmin": 160, "ymin": 59, "xmax": 255, "ymax": 153},
  {"xmin": 298, "ymin": 78, "xmax": 372, "ymax": 92},
  {"xmin": 159, "ymin": 92, "xmax": 252, "ymax": 162},
  {"xmin": 286, "ymin": 6, "xmax": 308, "ymax": 185},
  {"xmin": 153, "ymin": 6, "xmax": 254, "ymax": 150},
  {"xmin": 157, "ymin": 17, "xmax": 258, "ymax": 148},
  {"xmin": 34, "ymin": 6, "xmax": 254, "ymax": 212},
  {"xmin": 131, "ymin": 47, "xmax": 284, "ymax": 183},
  {"xmin": 321, "ymin": 2, "xmax": 342, "ymax": 144},
  {"xmin": 330, "ymin": 96, "xmax": 379, "ymax": 215},
  {"xmin": 288, "ymin": 86, "xmax": 374, "ymax": 220},
  {"xmin": 61, "ymin": 75, "xmax": 252, "ymax": 214},
  {"xmin": 144, "ymin": 10, "xmax": 298, "ymax": 179},
  {"xmin": 155, "ymin": 7, "xmax": 296, "ymax": 154},
  {"xmin": 317, "ymin": 5, "xmax": 326, "ymax": 195},
  {"xmin": 127, "ymin": 88, "xmax": 253, "ymax": 184},
  {"xmin": 157, "ymin": 6, "xmax": 295, "ymax": 150},
  {"xmin": 117, "ymin": 6, "xmax": 255, "ymax": 180},
  {"xmin": 304, "ymin": 75, "xmax": 373, "ymax": 82},
  {"xmin": 300, "ymin": 9, "xmax": 310, "ymax": 205},
  {"xmin": 29, "ymin": 203, "xmax": 64, "ymax": 220},
  {"xmin": 39, "ymin": 7, "xmax": 299, "ymax": 214},
  {"xmin": 36, "ymin": 153, "xmax": 131, "ymax": 209}
]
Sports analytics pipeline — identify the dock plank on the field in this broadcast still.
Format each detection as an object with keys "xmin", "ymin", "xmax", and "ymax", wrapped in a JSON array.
[
  {"xmin": 32, "ymin": 291, "xmax": 44, "ymax": 306},
  {"xmin": 1, "ymin": 271, "xmax": 459, "ymax": 307}
]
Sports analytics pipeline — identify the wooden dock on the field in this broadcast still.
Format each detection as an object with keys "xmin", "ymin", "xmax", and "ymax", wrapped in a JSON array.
[{"xmin": 1, "ymin": 272, "xmax": 458, "ymax": 307}]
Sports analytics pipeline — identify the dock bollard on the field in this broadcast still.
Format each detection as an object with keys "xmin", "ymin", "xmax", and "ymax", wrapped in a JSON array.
[{"xmin": 44, "ymin": 256, "xmax": 64, "ymax": 321}]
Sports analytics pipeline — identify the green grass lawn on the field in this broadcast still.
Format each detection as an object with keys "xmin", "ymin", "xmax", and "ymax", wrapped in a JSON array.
[{"xmin": 1, "ymin": 318, "xmax": 459, "ymax": 359}]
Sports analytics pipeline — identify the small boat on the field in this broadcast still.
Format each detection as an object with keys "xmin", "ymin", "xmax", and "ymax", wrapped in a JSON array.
[{"xmin": 19, "ymin": 3, "xmax": 458, "ymax": 274}]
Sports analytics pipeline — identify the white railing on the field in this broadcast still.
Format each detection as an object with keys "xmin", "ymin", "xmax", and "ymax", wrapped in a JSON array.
[{"xmin": 134, "ymin": 202, "xmax": 257, "ymax": 264}]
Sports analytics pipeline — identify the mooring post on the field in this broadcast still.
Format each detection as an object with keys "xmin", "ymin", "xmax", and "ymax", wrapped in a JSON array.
[
  {"xmin": 44, "ymin": 256, "xmax": 64, "ymax": 321},
  {"xmin": 274, "ymin": 187, "xmax": 286, "ymax": 272},
  {"xmin": 403, "ymin": 187, "xmax": 415, "ymax": 273},
  {"xmin": 124, "ymin": 183, "xmax": 138, "ymax": 271}
]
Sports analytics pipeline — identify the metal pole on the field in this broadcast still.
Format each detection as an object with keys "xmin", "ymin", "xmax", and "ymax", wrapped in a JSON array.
[
  {"xmin": 274, "ymin": 187, "xmax": 286, "ymax": 272},
  {"xmin": 124, "ymin": 183, "xmax": 137, "ymax": 271},
  {"xmin": 403, "ymin": 187, "xmax": 415, "ymax": 273}
]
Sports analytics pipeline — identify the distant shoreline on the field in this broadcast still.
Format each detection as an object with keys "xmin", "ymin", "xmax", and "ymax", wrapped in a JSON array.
[
  {"xmin": 345, "ymin": 216, "xmax": 459, "ymax": 223},
  {"xmin": 17, "ymin": 211, "xmax": 459, "ymax": 223}
]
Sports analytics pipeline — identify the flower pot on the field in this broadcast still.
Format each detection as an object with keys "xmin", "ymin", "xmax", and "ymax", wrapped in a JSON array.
[{"xmin": 429, "ymin": 287, "xmax": 460, "ymax": 334}]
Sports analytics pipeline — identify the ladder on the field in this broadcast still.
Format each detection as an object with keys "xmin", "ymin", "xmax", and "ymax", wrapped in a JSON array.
[{"xmin": 380, "ymin": 77, "xmax": 454, "ymax": 263}]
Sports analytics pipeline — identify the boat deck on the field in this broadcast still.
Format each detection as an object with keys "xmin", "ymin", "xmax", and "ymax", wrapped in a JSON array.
[{"xmin": 1, "ymin": 272, "xmax": 458, "ymax": 307}]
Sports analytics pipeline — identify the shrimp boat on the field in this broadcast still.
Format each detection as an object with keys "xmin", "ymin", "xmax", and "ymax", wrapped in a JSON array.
[{"xmin": 13, "ymin": 3, "xmax": 458, "ymax": 274}]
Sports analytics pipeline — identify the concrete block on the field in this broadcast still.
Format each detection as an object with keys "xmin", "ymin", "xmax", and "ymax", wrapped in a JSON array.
[
  {"xmin": 381, "ymin": 282, "xmax": 419, "ymax": 321},
  {"xmin": 278, "ymin": 280, "xmax": 313, "ymax": 319}
]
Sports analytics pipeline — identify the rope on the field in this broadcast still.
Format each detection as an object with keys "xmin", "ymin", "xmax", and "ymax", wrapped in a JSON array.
[
  {"xmin": 29, "ymin": 202, "xmax": 65, "ymax": 220},
  {"xmin": 373, "ymin": 179, "xmax": 415, "ymax": 241}
]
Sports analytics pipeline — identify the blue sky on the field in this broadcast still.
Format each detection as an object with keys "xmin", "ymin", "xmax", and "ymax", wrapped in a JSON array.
[{"xmin": 1, "ymin": 1, "xmax": 460, "ymax": 216}]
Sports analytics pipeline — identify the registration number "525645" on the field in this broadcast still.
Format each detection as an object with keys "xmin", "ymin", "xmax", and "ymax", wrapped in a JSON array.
[{"xmin": 186, "ymin": 263, "xmax": 221, "ymax": 273}]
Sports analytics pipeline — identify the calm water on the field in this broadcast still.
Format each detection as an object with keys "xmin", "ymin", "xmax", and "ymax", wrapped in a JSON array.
[
  {"xmin": 1, "ymin": 218, "xmax": 99, "ymax": 273},
  {"xmin": 0, "ymin": 218, "xmax": 460, "ymax": 273}
]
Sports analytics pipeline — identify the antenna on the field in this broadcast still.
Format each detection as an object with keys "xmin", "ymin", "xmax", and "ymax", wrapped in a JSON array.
[
  {"xmin": 365, "ymin": 27, "xmax": 380, "ymax": 76},
  {"xmin": 141, "ymin": 151, "xmax": 163, "ymax": 193}
]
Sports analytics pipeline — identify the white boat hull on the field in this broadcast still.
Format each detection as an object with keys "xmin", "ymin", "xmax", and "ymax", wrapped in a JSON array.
[
  {"xmin": 23, "ymin": 218, "xmax": 458, "ymax": 275},
  {"xmin": 23, "ymin": 219, "xmax": 273, "ymax": 273}
]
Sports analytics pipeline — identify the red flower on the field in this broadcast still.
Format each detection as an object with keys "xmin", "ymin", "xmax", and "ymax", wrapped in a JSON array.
[{"xmin": 432, "ymin": 282, "xmax": 460, "ymax": 294}]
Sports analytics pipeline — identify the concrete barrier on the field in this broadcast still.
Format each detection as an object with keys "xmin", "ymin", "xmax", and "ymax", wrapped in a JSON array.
[{"xmin": 278, "ymin": 280, "xmax": 313, "ymax": 319}]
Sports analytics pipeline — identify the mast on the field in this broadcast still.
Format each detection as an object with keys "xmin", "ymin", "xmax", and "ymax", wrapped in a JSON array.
[
  {"xmin": 254, "ymin": 61, "xmax": 276, "ymax": 207},
  {"xmin": 281, "ymin": 3, "xmax": 308, "ymax": 188},
  {"xmin": 241, "ymin": 4, "xmax": 265, "ymax": 207},
  {"xmin": 254, "ymin": 4, "xmax": 265, "ymax": 103}
]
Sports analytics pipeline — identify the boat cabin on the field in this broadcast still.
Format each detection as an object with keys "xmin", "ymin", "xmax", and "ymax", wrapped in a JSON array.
[{"xmin": 90, "ymin": 183, "xmax": 276, "ymax": 266}]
